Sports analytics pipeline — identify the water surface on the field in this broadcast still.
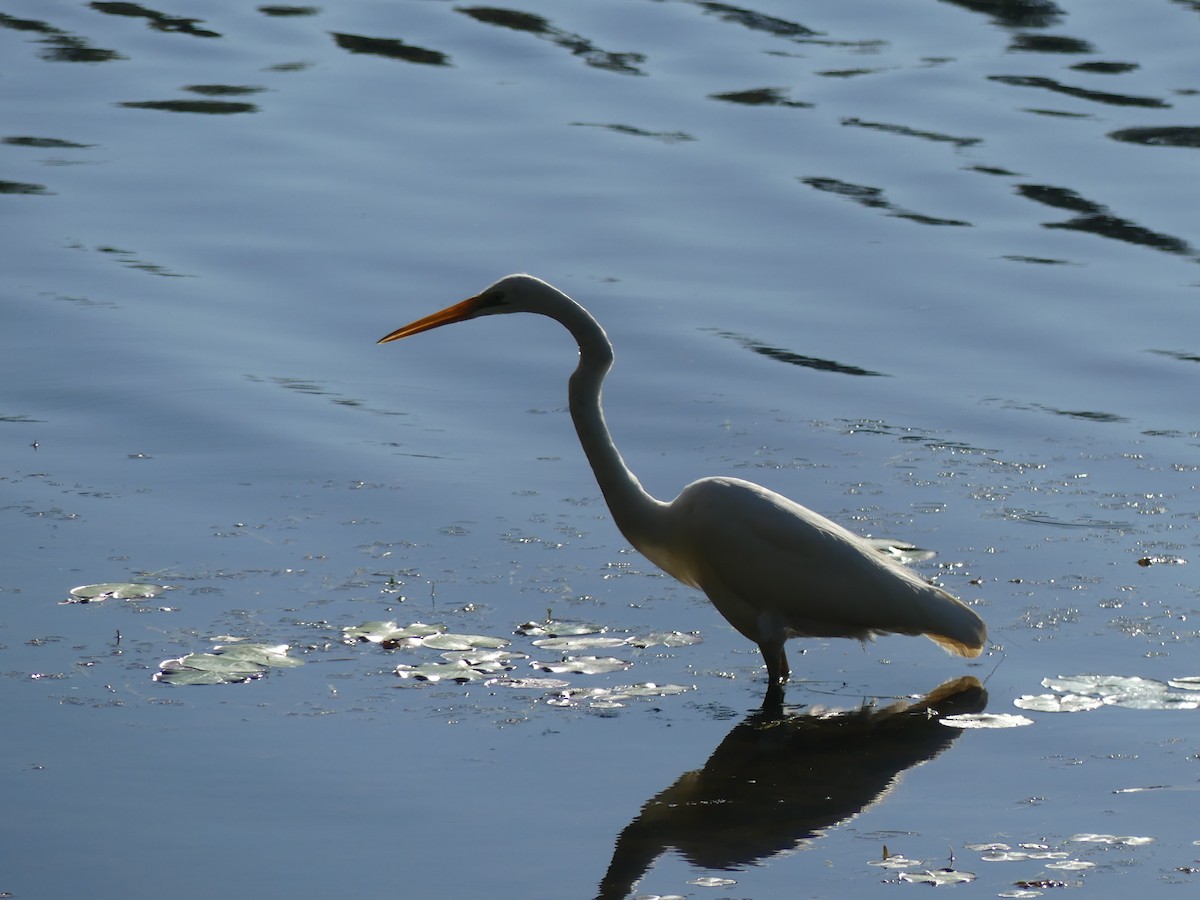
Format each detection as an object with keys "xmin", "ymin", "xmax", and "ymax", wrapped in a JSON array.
[{"xmin": 3, "ymin": 1, "xmax": 1199, "ymax": 897}]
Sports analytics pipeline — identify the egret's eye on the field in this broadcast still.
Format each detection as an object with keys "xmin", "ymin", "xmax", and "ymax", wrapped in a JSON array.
[{"xmin": 478, "ymin": 290, "xmax": 507, "ymax": 309}]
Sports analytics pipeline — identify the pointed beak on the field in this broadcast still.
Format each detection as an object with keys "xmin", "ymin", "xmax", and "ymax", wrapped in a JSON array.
[{"xmin": 377, "ymin": 293, "xmax": 486, "ymax": 344}]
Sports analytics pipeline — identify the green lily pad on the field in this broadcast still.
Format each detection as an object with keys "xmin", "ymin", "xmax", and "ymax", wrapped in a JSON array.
[
  {"xmin": 1067, "ymin": 833, "xmax": 1153, "ymax": 846},
  {"xmin": 898, "ymin": 869, "xmax": 976, "ymax": 886},
  {"xmin": 67, "ymin": 582, "xmax": 165, "ymax": 603},
  {"xmin": 489, "ymin": 676, "xmax": 571, "ymax": 690},
  {"xmin": 514, "ymin": 619, "xmax": 603, "ymax": 637},
  {"xmin": 1034, "ymin": 673, "xmax": 1200, "ymax": 710},
  {"xmin": 153, "ymin": 642, "xmax": 301, "ymax": 685},
  {"xmin": 439, "ymin": 649, "xmax": 525, "ymax": 666},
  {"xmin": 532, "ymin": 636, "xmax": 629, "ymax": 651},
  {"xmin": 216, "ymin": 642, "xmax": 305, "ymax": 668},
  {"xmin": 868, "ymin": 853, "xmax": 922, "ymax": 870},
  {"xmin": 343, "ymin": 620, "xmax": 445, "ymax": 644},
  {"xmin": 153, "ymin": 667, "xmax": 238, "ymax": 686},
  {"xmin": 534, "ymin": 656, "xmax": 632, "ymax": 675},
  {"xmin": 420, "ymin": 633, "xmax": 509, "ymax": 651},
  {"xmin": 1014, "ymin": 693, "xmax": 1104, "ymax": 713},
  {"xmin": 395, "ymin": 661, "xmax": 489, "ymax": 682},
  {"xmin": 980, "ymin": 850, "xmax": 1068, "ymax": 861},
  {"xmin": 609, "ymin": 683, "xmax": 692, "ymax": 698},
  {"xmin": 940, "ymin": 713, "xmax": 1033, "ymax": 729},
  {"xmin": 626, "ymin": 631, "xmax": 703, "ymax": 649}
]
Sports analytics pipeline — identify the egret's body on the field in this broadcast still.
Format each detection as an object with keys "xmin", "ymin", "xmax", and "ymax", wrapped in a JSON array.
[{"xmin": 380, "ymin": 274, "xmax": 986, "ymax": 708}]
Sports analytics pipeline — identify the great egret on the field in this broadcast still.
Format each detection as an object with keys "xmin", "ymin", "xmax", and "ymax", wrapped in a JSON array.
[{"xmin": 379, "ymin": 274, "xmax": 987, "ymax": 708}]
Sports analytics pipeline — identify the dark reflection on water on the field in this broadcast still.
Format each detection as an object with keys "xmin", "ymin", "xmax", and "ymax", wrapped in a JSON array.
[
  {"xmin": 89, "ymin": 1, "xmax": 220, "ymax": 39},
  {"xmin": 0, "ymin": 10, "xmax": 123, "ymax": 62},
  {"xmin": 330, "ymin": 32, "xmax": 451, "ymax": 66},
  {"xmin": 713, "ymin": 328, "xmax": 888, "ymax": 377},
  {"xmin": 938, "ymin": 0, "xmax": 1064, "ymax": 30},
  {"xmin": 801, "ymin": 176, "xmax": 973, "ymax": 228},
  {"xmin": 596, "ymin": 677, "xmax": 988, "ymax": 900},
  {"xmin": 1017, "ymin": 184, "xmax": 1196, "ymax": 259},
  {"xmin": 459, "ymin": 6, "xmax": 647, "ymax": 76}
]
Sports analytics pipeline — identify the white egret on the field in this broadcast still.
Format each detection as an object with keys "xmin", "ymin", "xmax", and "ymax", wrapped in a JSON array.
[{"xmin": 379, "ymin": 274, "xmax": 987, "ymax": 708}]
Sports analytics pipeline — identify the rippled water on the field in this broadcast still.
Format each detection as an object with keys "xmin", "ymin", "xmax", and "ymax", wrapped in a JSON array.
[{"xmin": 3, "ymin": 2, "xmax": 1199, "ymax": 898}]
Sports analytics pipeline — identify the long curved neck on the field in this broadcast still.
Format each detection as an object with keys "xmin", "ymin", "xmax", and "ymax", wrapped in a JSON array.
[{"xmin": 553, "ymin": 300, "xmax": 665, "ymax": 548}]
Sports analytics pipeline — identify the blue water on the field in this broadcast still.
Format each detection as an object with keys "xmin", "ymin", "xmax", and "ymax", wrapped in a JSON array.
[{"xmin": 3, "ymin": 2, "xmax": 1199, "ymax": 898}]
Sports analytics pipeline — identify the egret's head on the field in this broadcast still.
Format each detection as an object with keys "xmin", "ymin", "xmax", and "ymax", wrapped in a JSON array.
[{"xmin": 378, "ymin": 274, "xmax": 563, "ymax": 343}]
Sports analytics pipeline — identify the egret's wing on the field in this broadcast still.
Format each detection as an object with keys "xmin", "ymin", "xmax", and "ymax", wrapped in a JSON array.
[{"xmin": 678, "ymin": 478, "xmax": 984, "ymax": 653}]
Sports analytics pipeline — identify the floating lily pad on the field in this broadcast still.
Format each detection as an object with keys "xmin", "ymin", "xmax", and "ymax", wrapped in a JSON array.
[
  {"xmin": 543, "ymin": 682, "xmax": 690, "ymax": 708},
  {"xmin": 532, "ymin": 636, "xmax": 629, "ymax": 651},
  {"xmin": 343, "ymin": 620, "xmax": 445, "ymax": 644},
  {"xmin": 1067, "ymin": 833, "xmax": 1153, "ymax": 846},
  {"xmin": 514, "ymin": 619, "xmax": 603, "ymax": 637},
  {"xmin": 439, "ymin": 649, "xmax": 525, "ymax": 666},
  {"xmin": 1043, "ymin": 674, "xmax": 1160, "ymax": 695},
  {"xmin": 1014, "ymin": 693, "xmax": 1104, "ymax": 713},
  {"xmin": 1167, "ymin": 677, "xmax": 1200, "ymax": 691},
  {"xmin": 626, "ymin": 631, "xmax": 702, "ymax": 649},
  {"xmin": 154, "ymin": 642, "xmax": 302, "ymax": 685},
  {"xmin": 980, "ymin": 850, "xmax": 1068, "ymax": 862},
  {"xmin": 941, "ymin": 713, "xmax": 1033, "ymax": 729},
  {"xmin": 868, "ymin": 854, "xmax": 922, "ymax": 870},
  {"xmin": 420, "ymin": 632, "xmax": 509, "ymax": 651},
  {"xmin": 898, "ymin": 869, "xmax": 976, "ymax": 886},
  {"xmin": 1046, "ymin": 860, "xmax": 1095, "ymax": 870},
  {"xmin": 688, "ymin": 876, "xmax": 735, "ymax": 888},
  {"xmin": 394, "ymin": 661, "xmax": 489, "ymax": 682},
  {"xmin": 1032, "ymin": 674, "xmax": 1200, "ymax": 710},
  {"xmin": 489, "ymin": 676, "xmax": 571, "ymax": 690},
  {"xmin": 545, "ymin": 687, "xmax": 612, "ymax": 706},
  {"xmin": 216, "ymin": 642, "xmax": 305, "ymax": 668},
  {"xmin": 533, "ymin": 656, "xmax": 632, "ymax": 675},
  {"xmin": 608, "ymin": 683, "xmax": 692, "ymax": 698},
  {"xmin": 153, "ymin": 667, "xmax": 237, "ymax": 686},
  {"xmin": 67, "ymin": 582, "xmax": 165, "ymax": 603}
]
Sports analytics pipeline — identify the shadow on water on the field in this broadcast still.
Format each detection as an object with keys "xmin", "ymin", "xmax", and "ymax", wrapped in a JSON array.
[{"xmin": 596, "ymin": 676, "xmax": 988, "ymax": 900}]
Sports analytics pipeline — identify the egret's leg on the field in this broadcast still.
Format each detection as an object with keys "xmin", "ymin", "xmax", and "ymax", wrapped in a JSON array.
[{"xmin": 758, "ymin": 637, "xmax": 788, "ymax": 712}]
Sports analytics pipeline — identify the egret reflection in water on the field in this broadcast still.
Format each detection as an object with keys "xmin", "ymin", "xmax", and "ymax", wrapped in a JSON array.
[{"xmin": 596, "ymin": 676, "xmax": 987, "ymax": 900}]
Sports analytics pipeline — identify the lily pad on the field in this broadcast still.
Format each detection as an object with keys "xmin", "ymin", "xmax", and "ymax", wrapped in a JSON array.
[
  {"xmin": 941, "ymin": 713, "xmax": 1033, "ymax": 729},
  {"xmin": 1014, "ymin": 693, "xmax": 1104, "ymax": 713},
  {"xmin": 981, "ymin": 850, "xmax": 1068, "ymax": 862},
  {"xmin": 394, "ymin": 661, "xmax": 489, "ymax": 682},
  {"xmin": 489, "ymin": 676, "xmax": 571, "ymax": 690},
  {"xmin": 688, "ymin": 876, "xmax": 735, "ymax": 888},
  {"xmin": 533, "ymin": 656, "xmax": 632, "ymax": 675},
  {"xmin": 608, "ymin": 683, "xmax": 693, "ymax": 698},
  {"xmin": 343, "ymin": 620, "xmax": 445, "ymax": 644},
  {"xmin": 67, "ymin": 582, "xmax": 164, "ymax": 603},
  {"xmin": 217, "ymin": 642, "xmax": 305, "ymax": 668},
  {"xmin": 868, "ymin": 854, "xmax": 922, "ymax": 870},
  {"xmin": 420, "ymin": 632, "xmax": 509, "ymax": 651},
  {"xmin": 626, "ymin": 631, "xmax": 703, "ymax": 649},
  {"xmin": 1067, "ymin": 833, "xmax": 1153, "ymax": 846},
  {"xmin": 898, "ymin": 869, "xmax": 976, "ymax": 886},
  {"xmin": 545, "ymin": 687, "xmax": 612, "ymax": 706},
  {"xmin": 439, "ymin": 649, "xmax": 526, "ymax": 666},
  {"xmin": 532, "ymin": 636, "xmax": 629, "ymax": 651},
  {"xmin": 153, "ymin": 642, "xmax": 302, "ymax": 685},
  {"xmin": 514, "ymin": 619, "xmax": 603, "ymax": 637},
  {"xmin": 1033, "ymin": 674, "xmax": 1200, "ymax": 710}
]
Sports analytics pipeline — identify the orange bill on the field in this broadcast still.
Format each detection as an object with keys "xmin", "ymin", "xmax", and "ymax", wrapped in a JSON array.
[{"xmin": 378, "ymin": 293, "xmax": 486, "ymax": 344}]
